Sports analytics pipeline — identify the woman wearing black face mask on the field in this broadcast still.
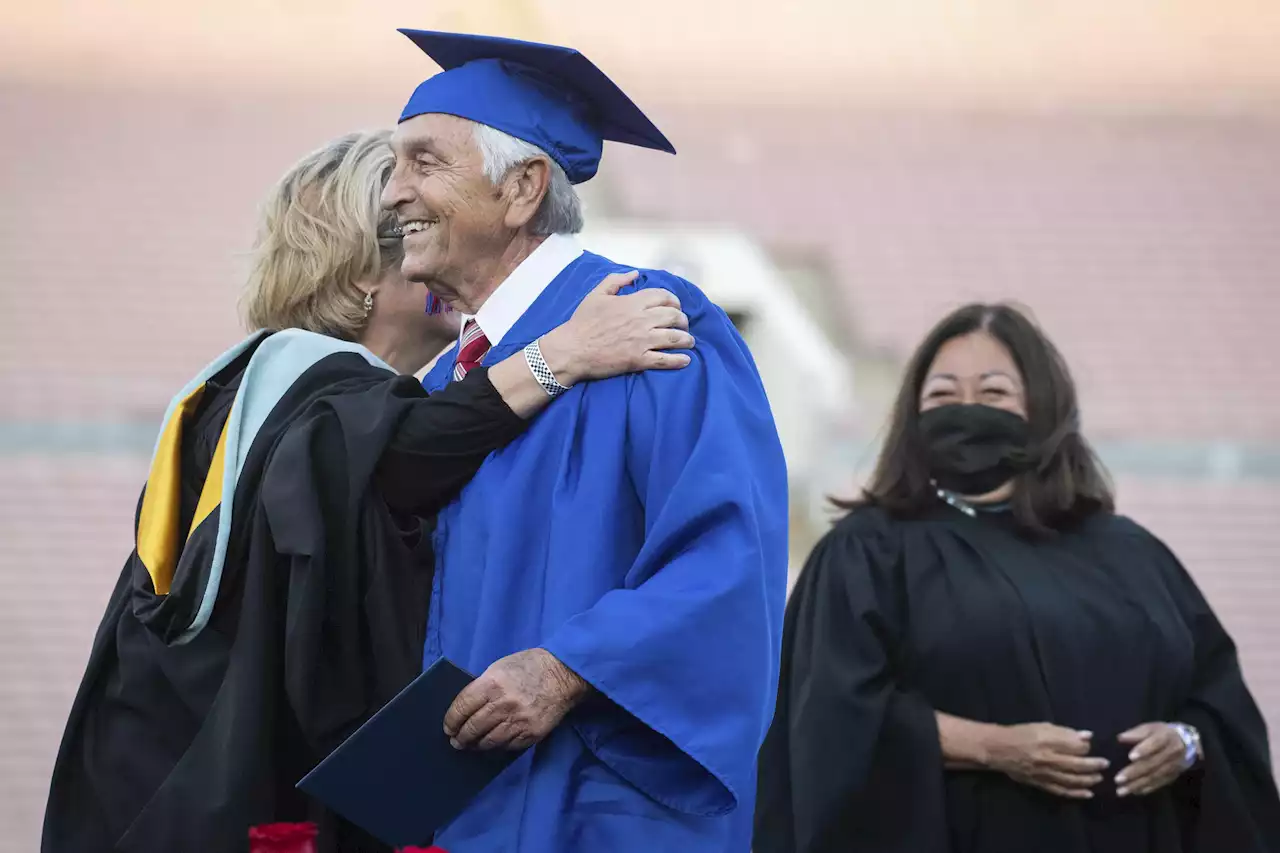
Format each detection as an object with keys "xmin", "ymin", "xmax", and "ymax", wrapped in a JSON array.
[{"xmin": 754, "ymin": 303, "xmax": 1280, "ymax": 853}]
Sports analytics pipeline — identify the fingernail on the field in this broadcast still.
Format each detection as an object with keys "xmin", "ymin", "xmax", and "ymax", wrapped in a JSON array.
[
  {"xmin": 1115, "ymin": 773, "xmax": 1128, "ymax": 785},
  {"xmin": 450, "ymin": 738, "xmax": 462, "ymax": 750},
  {"xmin": 1129, "ymin": 749, "xmax": 1140, "ymax": 761},
  {"xmin": 1117, "ymin": 787, "xmax": 1129, "ymax": 797},
  {"xmin": 1078, "ymin": 730, "xmax": 1093, "ymax": 738},
  {"xmin": 1083, "ymin": 791, "xmax": 1093, "ymax": 799}
]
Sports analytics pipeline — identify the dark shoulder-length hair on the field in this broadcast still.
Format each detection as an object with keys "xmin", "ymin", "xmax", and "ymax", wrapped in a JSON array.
[{"xmin": 837, "ymin": 303, "xmax": 1114, "ymax": 536}]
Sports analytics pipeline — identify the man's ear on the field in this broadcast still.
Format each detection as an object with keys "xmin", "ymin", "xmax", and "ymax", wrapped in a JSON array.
[{"xmin": 503, "ymin": 157, "xmax": 552, "ymax": 230}]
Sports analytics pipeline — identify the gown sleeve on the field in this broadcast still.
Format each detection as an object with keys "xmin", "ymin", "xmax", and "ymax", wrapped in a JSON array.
[
  {"xmin": 374, "ymin": 366, "xmax": 528, "ymax": 516},
  {"xmin": 753, "ymin": 509, "xmax": 950, "ymax": 853},
  {"xmin": 1147, "ymin": 534, "xmax": 1280, "ymax": 850},
  {"xmin": 262, "ymin": 361, "xmax": 524, "ymax": 754},
  {"xmin": 539, "ymin": 275, "xmax": 791, "ymax": 818}
]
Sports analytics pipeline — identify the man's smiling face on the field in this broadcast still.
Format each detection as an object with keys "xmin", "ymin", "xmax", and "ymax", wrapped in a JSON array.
[{"xmin": 382, "ymin": 114, "xmax": 513, "ymax": 311}]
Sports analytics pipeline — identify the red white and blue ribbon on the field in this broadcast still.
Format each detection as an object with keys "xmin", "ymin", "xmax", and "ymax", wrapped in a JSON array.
[{"xmin": 425, "ymin": 291, "xmax": 452, "ymax": 316}]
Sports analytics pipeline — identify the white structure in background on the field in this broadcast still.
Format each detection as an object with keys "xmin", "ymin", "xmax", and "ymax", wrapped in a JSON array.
[{"xmin": 580, "ymin": 221, "xmax": 857, "ymax": 540}]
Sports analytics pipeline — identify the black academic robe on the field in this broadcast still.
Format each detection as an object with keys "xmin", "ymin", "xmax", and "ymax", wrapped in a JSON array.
[
  {"xmin": 42, "ymin": 331, "xmax": 527, "ymax": 853},
  {"xmin": 755, "ymin": 504, "xmax": 1280, "ymax": 853}
]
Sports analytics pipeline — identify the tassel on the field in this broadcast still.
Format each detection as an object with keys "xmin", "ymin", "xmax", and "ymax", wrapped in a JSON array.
[
  {"xmin": 248, "ymin": 822, "xmax": 318, "ymax": 853},
  {"xmin": 425, "ymin": 292, "xmax": 452, "ymax": 316}
]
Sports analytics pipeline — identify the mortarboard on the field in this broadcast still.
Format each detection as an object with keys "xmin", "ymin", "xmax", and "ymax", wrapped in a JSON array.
[{"xmin": 396, "ymin": 29, "xmax": 676, "ymax": 184}]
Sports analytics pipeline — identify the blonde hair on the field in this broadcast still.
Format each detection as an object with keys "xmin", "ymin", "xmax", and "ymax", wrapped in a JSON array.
[{"xmin": 241, "ymin": 130, "xmax": 403, "ymax": 340}]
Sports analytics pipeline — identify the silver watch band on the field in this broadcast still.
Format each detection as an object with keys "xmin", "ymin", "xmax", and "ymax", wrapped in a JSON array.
[
  {"xmin": 1170, "ymin": 722, "xmax": 1201, "ymax": 768},
  {"xmin": 524, "ymin": 340, "xmax": 571, "ymax": 398}
]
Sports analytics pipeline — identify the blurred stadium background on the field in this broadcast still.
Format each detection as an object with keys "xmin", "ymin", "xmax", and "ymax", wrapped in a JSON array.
[{"xmin": 3, "ymin": 1, "xmax": 1279, "ymax": 849}]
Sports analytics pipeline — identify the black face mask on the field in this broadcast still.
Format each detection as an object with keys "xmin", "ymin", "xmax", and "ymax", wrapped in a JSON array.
[{"xmin": 918, "ymin": 404, "xmax": 1032, "ymax": 495}]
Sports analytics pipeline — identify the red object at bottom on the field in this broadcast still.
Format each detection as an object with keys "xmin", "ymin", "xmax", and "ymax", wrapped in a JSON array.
[
  {"xmin": 248, "ymin": 822, "xmax": 446, "ymax": 853},
  {"xmin": 249, "ymin": 823, "xmax": 318, "ymax": 853}
]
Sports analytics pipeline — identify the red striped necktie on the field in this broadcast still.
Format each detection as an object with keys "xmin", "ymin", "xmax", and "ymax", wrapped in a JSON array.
[{"xmin": 453, "ymin": 319, "xmax": 492, "ymax": 381}]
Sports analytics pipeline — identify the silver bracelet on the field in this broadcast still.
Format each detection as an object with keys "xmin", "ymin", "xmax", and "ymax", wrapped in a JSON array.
[
  {"xmin": 524, "ymin": 339, "xmax": 571, "ymax": 398},
  {"xmin": 1170, "ymin": 722, "xmax": 1201, "ymax": 769}
]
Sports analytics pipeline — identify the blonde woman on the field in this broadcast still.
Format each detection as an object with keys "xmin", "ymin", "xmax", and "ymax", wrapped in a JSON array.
[{"xmin": 42, "ymin": 130, "xmax": 692, "ymax": 853}]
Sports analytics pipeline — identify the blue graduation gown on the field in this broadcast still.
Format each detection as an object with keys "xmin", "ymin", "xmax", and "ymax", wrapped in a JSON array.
[{"xmin": 420, "ymin": 251, "xmax": 789, "ymax": 852}]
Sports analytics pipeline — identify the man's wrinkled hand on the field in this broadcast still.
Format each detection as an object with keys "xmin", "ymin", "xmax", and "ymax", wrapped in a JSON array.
[{"xmin": 443, "ymin": 648, "xmax": 590, "ymax": 751}]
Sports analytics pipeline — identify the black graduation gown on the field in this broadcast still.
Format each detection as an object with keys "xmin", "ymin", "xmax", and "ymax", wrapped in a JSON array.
[
  {"xmin": 42, "ymin": 336, "xmax": 527, "ymax": 853},
  {"xmin": 755, "ymin": 503, "xmax": 1280, "ymax": 853}
]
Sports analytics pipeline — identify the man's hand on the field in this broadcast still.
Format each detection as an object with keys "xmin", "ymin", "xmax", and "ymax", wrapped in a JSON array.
[{"xmin": 443, "ymin": 648, "xmax": 591, "ymax": 751}]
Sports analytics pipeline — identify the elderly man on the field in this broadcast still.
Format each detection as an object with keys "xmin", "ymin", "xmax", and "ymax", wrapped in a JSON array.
[{"xmin": 381, "ymin": 29, "xmax": 789, "ymax": 853}]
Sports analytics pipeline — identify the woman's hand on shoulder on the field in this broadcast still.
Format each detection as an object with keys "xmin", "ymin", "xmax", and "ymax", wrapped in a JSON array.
[
  {"xmin": 537, "ymin": 271, "xmax": 694, "ymax": 385},
  {"xmin": 984, "ymin": 723, "xmax": 1110, "ymax": 799}
]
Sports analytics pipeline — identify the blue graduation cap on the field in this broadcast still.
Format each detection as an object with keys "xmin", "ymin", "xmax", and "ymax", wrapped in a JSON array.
[{"xmin": 396, "ymin": 29, "xmax": 676, "ymax": 184}]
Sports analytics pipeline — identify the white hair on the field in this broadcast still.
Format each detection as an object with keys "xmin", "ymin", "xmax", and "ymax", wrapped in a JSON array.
[{"xmin": 472, "ymin": 123, "xmax": 584, "ymax": 236}]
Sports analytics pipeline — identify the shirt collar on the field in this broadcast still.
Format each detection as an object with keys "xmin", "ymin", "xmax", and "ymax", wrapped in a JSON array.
[{"xmin": 462, "ymin": 234, "xmax": 584, "ymax": 348}]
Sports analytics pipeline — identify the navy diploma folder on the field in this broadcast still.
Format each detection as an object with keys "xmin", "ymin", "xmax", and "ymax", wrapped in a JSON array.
[{"xmin": 296, "ymin": 657, "xmax": 523, "ymax": 847}]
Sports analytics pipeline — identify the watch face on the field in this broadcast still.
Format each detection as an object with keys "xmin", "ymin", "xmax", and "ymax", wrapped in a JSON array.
[
  {"xmin": 1170, "ymin": 724, "xmax": 1198, "ymax": 765},
  {"xmin": 1177, "ymin": 724, "xmax": 1202, "ymax": 763}
]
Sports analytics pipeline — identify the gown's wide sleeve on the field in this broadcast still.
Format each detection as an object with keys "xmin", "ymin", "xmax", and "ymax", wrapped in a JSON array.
[
  {"xmin": 754, "ymin": 509, "xmax": 949, "ymax": 853},
  {"xmin": 1149, "ymin": 535, "xmax": 1280, "ymax": 850},
  {"xmin": 375, "ymin": 366, "xmax": 527, "ymax": 516},
  {"xmin": 263, "ymin": 361, "xmax": 528, "ymax": 755},
  {"xmin": 540, "ymin": 276, "xmax": 790, "ymax": 818}
]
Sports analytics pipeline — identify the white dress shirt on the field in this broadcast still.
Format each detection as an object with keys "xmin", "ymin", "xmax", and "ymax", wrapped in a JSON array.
[{"xmin": 461, "ymin": 233, "xmax": 585, "ymax": 349}]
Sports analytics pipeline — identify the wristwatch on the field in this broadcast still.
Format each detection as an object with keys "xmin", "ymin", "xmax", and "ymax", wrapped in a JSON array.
[
  {"xmin": 1170, "ymin": 722, "xmax": 1202, "ymax": 769},
  {"xmin": 524, "ymin": 339, "xmax": 571, "ymax": 398}
]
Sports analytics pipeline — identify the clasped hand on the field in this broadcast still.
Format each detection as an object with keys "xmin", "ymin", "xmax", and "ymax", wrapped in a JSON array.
[{"xmin": 987, "ymin": 721, "xmax": 1190, "ymax": 799}]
